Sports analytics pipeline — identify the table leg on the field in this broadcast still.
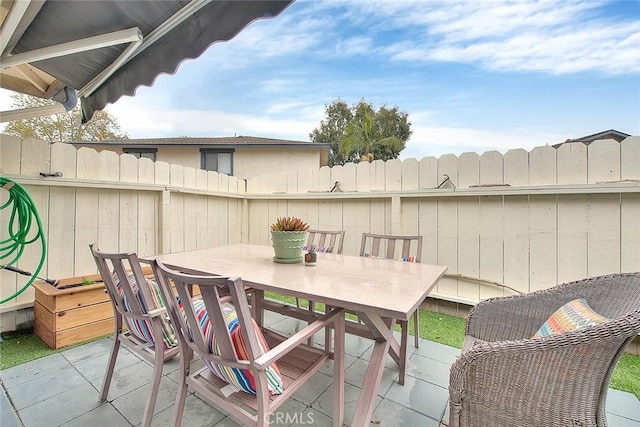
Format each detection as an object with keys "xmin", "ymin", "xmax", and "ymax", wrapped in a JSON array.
[{"xmin": 350, "ymin": 313, "xmax": 399, "ymax": 426}]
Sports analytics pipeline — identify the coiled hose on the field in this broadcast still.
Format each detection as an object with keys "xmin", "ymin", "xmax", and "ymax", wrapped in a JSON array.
[{"xmin": 0, "ymin": 177, "xmax": 47, "ymax": 304}]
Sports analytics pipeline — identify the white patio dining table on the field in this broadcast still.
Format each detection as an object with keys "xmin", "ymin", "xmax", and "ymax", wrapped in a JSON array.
[{"xmin": 152, "ymin": 244, "xmax": 447, "ymax": 427}]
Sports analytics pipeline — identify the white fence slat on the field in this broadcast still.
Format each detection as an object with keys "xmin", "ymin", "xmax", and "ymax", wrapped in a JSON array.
[
  {"xmin": 138, "ymin": 191, "xmax": 156, "ymax": 256},
  {"xmin": 371, "ymin": 159, "xmax": 385, "ymax": 191},
  {"xmin": 208, "ymin": 195, "xmax": 221, "ymax": 247},
  {"xmin": 77, "ymin": 148, "xmax": 99, "ymax": 179},
  {"xmin": 529, "ymin": 146, "xmax": 556, "ymax": 185},
  {"xmin": 587, "ymin": 193, "xmax": 620, "ymax": 276},
  {"xmin": 233, "ymin": 176, "xmax": 243, "ymax": 193},
  {"xmin": 98, "ymin": 189, "xmax": 119, "ymax": 252},
  {"xmin": 98, "ymin": 150, "xmax": 119, "ymax": 181},
  {"xmin": 119, "ymin": 191, "xmax": 138, "ymax": 252},
  {"xmin": 247, "ymin": 200, "xmax": 262, "ymax": 245},
  {"xmin": 357, "ymin": 162, "xmax": 371, "ymax": 192},
  {"xmin": 418, "ymin": 156, "xmax": 438, "ymax": 189},
  {"xmin": 438, "ymin": 154, "xmax": 458, "ymax": 190},
  {"xmin": 155, "ymin": 161, "xmax": 170, "ymax": 185},
  {"xmin": 183, "ymin": 195, "xmax": 198, "ymax": 251},
  {"xmin": 621, "ymin": 137, "xmax": 640, "ymax": 180},
  {"xmin": 503, "ymin": 149, "xmax": 529, "ymax": 186},
  {"xmin": 52, "ymin": 143, "xmax": 78, "ymax": 178},
  {"xmin": 557, "ymin": 142, "xmax": 587, "ymax": 184},
  {"xmin": 529, "ymin": 195, "xmax": 557, "ymax": 291},
  {"xmin": 138, "ymin": 158, "xmax": 154, "ymax": 184},
  {"xmin": 170, "ymin": 164, "xmax": 184, "ymax": 186},
  {"xmin": 418, "ymin": 199, "xmax": 438, "ymax": 265},
  {"xmin": 183, "ymin": 167, "xmax": 196, "ymax": 188},
  {"xmin": 400, "ymin": 199, "xmax": 419, "ymax": 236},
  {"xmin": 75, "ymin": 188, "xmax": 99, "ymax": 273},
  {"xmin": 48, "ymin": 187, "xmax": 76, "ymax": 278},
  {"xmin": 556, "ymin": 195, "xmax": 588, "ymax": 284},
  {"xmin": 341, "ymin": 162, "xmax": 357, "ymax": 192},
  {"xmin": 385, "ymin": 159, "xmax": 402, "ymax": 191},
  {"xmin": 369, "ymin": 198, "xmax": 387, "ymax": 236},
  {"xmin": 588, "ymin": 139, "xmax": 620, "ymax": 183},
  {"xmin": 480, "ymin": 151, "xmax": 503, "ymax": 186},
  {"xmin": 436, "ymin": 198, "xmax": 458, "ymax": 297},
  {"xmin": 457, "ymin": 197, "xmax": 480, "ymax": 301},
  {"xmin": 0, "ymin": 134, "xmax": 21, "ymax": 173},
  {"xmin": 120, "ymin": 154, "xmax": 138, "ymax": 183},
  {"xmin": 401, "ymin": 158, "xmax": 419, "ymax": 190},
  {"xmin": 458, "ymin": 153, "xmax": 479, "ymax": 188},
  {"xmin": 330, "ymin": 165, "xmax": 344, "ymax": 193},
  {"xmin": 342, "ymin": 200, "xmax": 360, "ymax": 255},
  {"xmin": 219, "ymin": 173, "xmax": 229, "ymax": 193},
  {"xmin": 318, "ymin": 166, "xmax": 331, "ymax": 193},
  {"xmin": 21, "ymin": 138, "xmax": 50, "ymax": 175},
  {"xmin": 228, "ymin": 199, "xmax": 241, "ymax": 244},
  {"xmin": 479, "ymin": 196, "xmax": 504, "ymax": 299},
  {"xmin": 170, "ymin": 192, "xmax": 185, "ymax": 252},
  {"xmin": 621, "ymin": 193, "xmax": 640, "ymax": 272},
  {"xmin": 207, "ymin": 171, "xmax": 220, "ymax": 192},
  {"xmin": 503, "ymin": 196, "xmax": 530, "ymax": 293}
]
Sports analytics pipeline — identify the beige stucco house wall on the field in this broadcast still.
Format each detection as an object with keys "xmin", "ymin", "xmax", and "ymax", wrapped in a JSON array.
[
  {"xmin": 66, "ymin": 136, "xmax": 330, "ymax": 180},
  {"xmin": 233, "ymin": 147, "xmax": 326, "ymax": 179}
]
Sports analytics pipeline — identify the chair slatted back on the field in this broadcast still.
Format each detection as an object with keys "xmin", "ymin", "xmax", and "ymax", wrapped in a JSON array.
[
  {"xmin": 306, "ymin": 229, "xmax": 345, "ymax": 254},
  {"xmin": 90, "ymin": 244, "xmax": 160, "ymax": 318},
  {"xmin": 152, "ymin": 260, "xmax": 261, "ymax": 368},
  {"xmin": 360, "ymin": 233, "xmax": 423, "ymax": 262}
]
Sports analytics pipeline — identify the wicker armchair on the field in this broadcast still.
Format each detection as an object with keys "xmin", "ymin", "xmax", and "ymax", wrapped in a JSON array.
[{"xmin": 449, "ymin": 273, "xmax": 640, "ymax": 427}]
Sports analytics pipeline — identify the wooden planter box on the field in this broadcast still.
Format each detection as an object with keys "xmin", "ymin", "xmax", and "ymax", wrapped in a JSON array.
[{"xmin": 33, "ymin": 272, "xmax": 113, "ymax": 349}]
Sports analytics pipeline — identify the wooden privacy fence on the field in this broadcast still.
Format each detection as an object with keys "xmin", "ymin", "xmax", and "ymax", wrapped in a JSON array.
[
  {"xmin": 1, "ymin": 134, "xmax": 639, "ymax": 330},
  {"xmin": 0, "ymin": 135, "xmax": 244, "ymax": 329},
  {"xmin": 243, "ymin": 136, "xmax": 640, "ymax": 303}
]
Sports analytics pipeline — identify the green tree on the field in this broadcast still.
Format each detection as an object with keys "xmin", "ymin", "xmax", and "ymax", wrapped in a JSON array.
[
  {"xmin": 310, "ymin": 99, "xmax": 411, "ymax": 166},
  {"xmin": 3, "ymin": 93, "xmax": 128, "ymax": 142}
]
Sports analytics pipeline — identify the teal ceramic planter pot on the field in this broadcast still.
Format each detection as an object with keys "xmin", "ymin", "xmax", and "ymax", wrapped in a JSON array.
[{"xmin": 271, "ymin": 231, "xmax": 306, "ymax": 263}]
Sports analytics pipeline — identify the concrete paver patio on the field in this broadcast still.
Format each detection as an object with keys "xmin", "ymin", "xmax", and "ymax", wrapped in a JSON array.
[{"xmin": 1, "ymin": 311, "xmax": 639, "ymax": 426}]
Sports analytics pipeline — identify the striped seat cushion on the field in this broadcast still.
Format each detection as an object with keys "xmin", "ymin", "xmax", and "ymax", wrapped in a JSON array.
[
  {"xmin": 112, "ymin": 272, "xmax": 178, "ymax": 349},
  {"xmin": 302, "ymin": 244, "xmax": 333, "ymax": 253},
  {"xmin": 187, "ymin": 298, "xmax": 284, "ymax": 396},
  {"xmin": 532, "ymin": 298, "xmax": 608, "ymax": 339},
  {"xmin": 362, "ymin": 253, "xmax": 417, "ymax": 262}
]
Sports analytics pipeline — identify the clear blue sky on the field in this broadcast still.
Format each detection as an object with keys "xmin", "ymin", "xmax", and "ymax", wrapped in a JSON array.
[{"xmin": 4, "ymin": 0, "xmax": 640, "ymax": 159}]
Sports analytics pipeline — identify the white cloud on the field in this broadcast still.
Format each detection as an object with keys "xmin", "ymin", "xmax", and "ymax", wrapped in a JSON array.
[
  {"xmin": 326, "ymin": 0, "xmax": 640, "ymax": 75},
  {"xmin": 335, "ymin": 36, "xmax": 374, "ymax": 55},
  {"xmin": 401, "ymin": 124, "xmax": 563, "ymax": 159}
]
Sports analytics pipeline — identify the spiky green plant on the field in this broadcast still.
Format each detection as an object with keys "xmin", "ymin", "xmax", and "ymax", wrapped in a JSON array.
[{"xmin": 270, "ymin": 217, "xmax": 309, "ymax": 232}]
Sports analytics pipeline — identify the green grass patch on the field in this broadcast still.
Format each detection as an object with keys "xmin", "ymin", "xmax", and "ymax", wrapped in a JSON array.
[
  {"xmin": 610, "ymin": 353, "xmax": 640, "ymax": 399},
  {"xmin": 0, "ymin": 330, "xmax": 109, "ymax": 370}
]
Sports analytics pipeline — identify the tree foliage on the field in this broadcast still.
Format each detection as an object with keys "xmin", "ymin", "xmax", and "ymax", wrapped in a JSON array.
[
  {"xmin": 310, "ymin": 99, "xmax": 411, "ymax": 166},
  {"xmin": 3, "ymin": 93, "xmax": 128, "ymax": 142}
]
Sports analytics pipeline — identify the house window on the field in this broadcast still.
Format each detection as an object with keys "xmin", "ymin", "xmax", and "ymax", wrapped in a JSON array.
[
  {"xmin": 201, "ymin": 149, "xmax": 233, "ymax": 175},
  {"xmin": 123, "ymin": 147, "xmax": 157, "ymax": 161}
]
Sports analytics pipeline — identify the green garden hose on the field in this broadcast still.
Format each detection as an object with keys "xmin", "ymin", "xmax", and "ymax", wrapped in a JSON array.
[{"xmin": 0, "ymin": 177, "xmax": 47, "ymax": 304}]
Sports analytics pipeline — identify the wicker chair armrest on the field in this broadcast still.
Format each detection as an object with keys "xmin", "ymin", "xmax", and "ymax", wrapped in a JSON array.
[
  {"xmin": 467, "ymin": 273, "xmax": 640, "ymax": 343},
  {"xmin": 466, "ymin": 291, "xmax": 577, "ymax": 342},
  {"xmin": 450, "ymin": 314, "xmax": 640, "ymax": 427}
]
